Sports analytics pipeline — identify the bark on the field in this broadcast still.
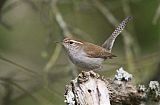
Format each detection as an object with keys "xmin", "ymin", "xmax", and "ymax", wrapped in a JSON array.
[{"xmin": 64, "ymin": 68, "xmax": 160, "ymax": 105}]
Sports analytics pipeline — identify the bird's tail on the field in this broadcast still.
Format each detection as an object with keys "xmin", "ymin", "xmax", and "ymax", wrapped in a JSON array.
[{"xmin": 102, "ymin": 16, "xmax": 133, "ymax": 52}]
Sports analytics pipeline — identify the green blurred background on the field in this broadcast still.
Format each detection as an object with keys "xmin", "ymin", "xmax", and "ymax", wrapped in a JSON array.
[{"xmin": 0, "ymin": 0, "xmax": 159, "ymax": 105}]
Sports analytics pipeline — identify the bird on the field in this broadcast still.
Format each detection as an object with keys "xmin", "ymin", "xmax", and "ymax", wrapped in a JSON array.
[{"xmin": 62, "ymin": 16, "xmax": 132, "ymax": 70}]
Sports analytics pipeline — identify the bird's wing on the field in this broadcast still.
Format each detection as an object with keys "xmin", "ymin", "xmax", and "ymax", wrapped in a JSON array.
[{"xmin": 84, "ymin": 42, "xmax": 116, "ymax": 59}]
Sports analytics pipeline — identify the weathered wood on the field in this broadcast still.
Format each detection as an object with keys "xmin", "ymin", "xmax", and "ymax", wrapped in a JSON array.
[
  {"xmin": 64, "ymin": 71, "xmax": 110, "ymax": 105},
  {"xmin": 64, "ymin": 68, "xmax": 160, "ymax": 105}
]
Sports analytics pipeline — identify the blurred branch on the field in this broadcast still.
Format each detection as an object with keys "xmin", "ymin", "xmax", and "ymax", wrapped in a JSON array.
[
  {"xmin": 21, "ymin": 0, "xmax": 39, "ymax": 11},
  {"xmin": 0, "ymin": 55, "xmax": 41, "ymax": 78},
  {"xmin": 43, "ymin": 0, "xmax": 72, "ymax": 72},
  {"xmin": 122, "ymin": 0, "xmax": 132, "ymax": 16},
  {"xmin": 121, "ymin": 0, "xmax": 141, "ymax": 56},
  {"xmin": 0, "ymin": 0, "xmax": 38, "ymax": 30},
  {"xmin": 68, "ymin": 25, "xmax": 94, "ymax": 42},
  {"xmin": 44, "ymin": 44, "xmax": 62, "ymax": 72},
  {"xmin": 153, "ymin": 3, "xmax": 160, "ymax": 24},
  {"xmin": 0, "ymin": 0, "xmax": 6, "ymax": 10},
  {"xmin": 0, "ymin": 0, "xmax": 40, "ymax": 29},
  {"xmin": 0, "ymin": 78, "xmax": 54, "ymax": 105},
  {"xmin": 43, "ymin": 0, "xmax": 77, "ymax": 89},
  {"xmin": 51, "ymin": 0, "xmax": 71, "ymax": 36},
  {"xmin": 1, "ymin": 1, "xmax": 20, "ymax": 14},
  {"xmin": 19, "ymin": 0, "xmax": 78, "ymax": 76},
  {"xmin": 1, "ymin": 78, "xmax": 13, "ymax": 105},
  {"xmin": 92, "ymin": 0, "xmax": 136, "ymax": 72},
  {"xmin": 0, "ymin": 0, "xmax": 12, "ymax": 29},
  {"xmin": 0, "ymin": 17, "xmax": 12, "ymax": 30},
  {"xmin": 104, "ymin": 51, "xmax": 159, "ymax": 69}
]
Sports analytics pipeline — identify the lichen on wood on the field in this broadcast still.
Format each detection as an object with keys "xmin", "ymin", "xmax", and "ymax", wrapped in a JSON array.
[{"xmin": 64, "ymin": 68, "xmax": 160, "ymax": 105}]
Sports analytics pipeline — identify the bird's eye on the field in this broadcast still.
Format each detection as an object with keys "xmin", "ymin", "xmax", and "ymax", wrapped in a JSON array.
[{"xmin": 69, "ymin": 41, "xmax": 73, "ymax": 44}]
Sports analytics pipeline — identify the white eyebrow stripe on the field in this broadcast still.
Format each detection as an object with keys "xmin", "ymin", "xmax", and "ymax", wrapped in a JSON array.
[{"xmin": 70, "ymin": 40, "xmax": 83, "ymax": 44}]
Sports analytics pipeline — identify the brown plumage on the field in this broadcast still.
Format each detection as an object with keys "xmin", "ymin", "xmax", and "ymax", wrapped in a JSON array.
[{"xmin": 83, "ymin": 42, "xmax": 116, "ymax": 59}]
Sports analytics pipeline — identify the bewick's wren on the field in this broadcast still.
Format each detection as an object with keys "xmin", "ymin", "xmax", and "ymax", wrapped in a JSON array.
[{"xmin": 62, "ymin": 16, "xmax": 132, "ymax": 70}]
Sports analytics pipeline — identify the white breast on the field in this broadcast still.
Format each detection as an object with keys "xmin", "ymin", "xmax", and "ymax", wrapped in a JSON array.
[{"xmin": 68, "ymin": 48, "xmax": 104, "ymax": 70}]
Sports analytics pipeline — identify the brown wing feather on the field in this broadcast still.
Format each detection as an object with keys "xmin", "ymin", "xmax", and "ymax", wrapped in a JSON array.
[{"xmin": 83, "ymin": 42, "xmax": 116, "ymax": 59}]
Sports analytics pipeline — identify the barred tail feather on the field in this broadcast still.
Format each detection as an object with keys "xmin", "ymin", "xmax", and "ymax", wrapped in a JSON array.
[{"xmin": 102, "ymin": 16, "xmax": 133, "ymax": 52}]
